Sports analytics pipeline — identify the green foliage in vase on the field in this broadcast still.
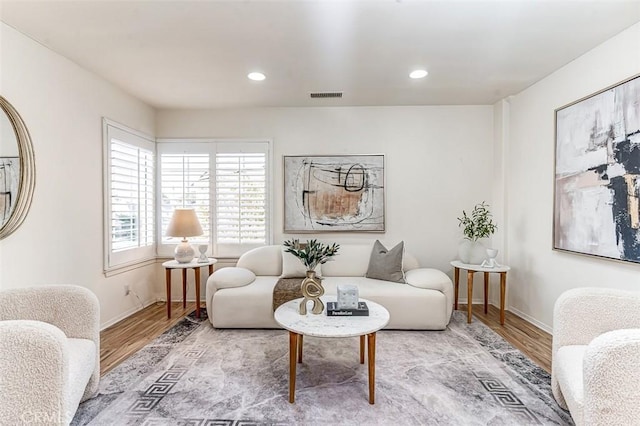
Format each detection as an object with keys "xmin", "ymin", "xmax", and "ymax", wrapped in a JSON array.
[
  {"xmin": 457, "ymin": 202, "xmax": 497, "ymax": 241},
  {"xmin": 283, "ymin": 239, "xmax": 340, "ymax": 271}
]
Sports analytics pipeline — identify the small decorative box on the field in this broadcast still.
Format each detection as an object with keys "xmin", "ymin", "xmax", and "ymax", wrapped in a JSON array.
[{"xmin": 337, "ymin": 284, "xmax": 359, "ymax": 309}]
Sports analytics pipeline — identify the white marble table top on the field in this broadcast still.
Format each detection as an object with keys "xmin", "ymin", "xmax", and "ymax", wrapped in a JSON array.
[
  {"xmin": 450, "ymin": 260, "xmax": 510, "ymax": 273},
  {"xmin": 274, "ymin": 297, "xmax": 390, "ymax": 338},
  {"xmin": 162, "ymin": 258, "xmax": 218, "ymax": 269}
]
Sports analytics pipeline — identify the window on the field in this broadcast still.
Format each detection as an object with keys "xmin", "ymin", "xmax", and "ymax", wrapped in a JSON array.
[
  {"xmin": 103, "ymin": 119, "xmax": 156, "ymax": 271},
  {"xmin": 157, "ymin": 141, "xmax": 270, "ymax": 258}
]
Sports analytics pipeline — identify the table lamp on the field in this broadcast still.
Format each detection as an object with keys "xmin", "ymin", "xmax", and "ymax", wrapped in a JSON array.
[{"xmin": 166, "ymin": 208, "xmax": 203, "ymax": 263}]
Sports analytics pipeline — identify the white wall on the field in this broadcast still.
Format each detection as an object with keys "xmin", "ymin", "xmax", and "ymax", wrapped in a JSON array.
[
  {"xmin": 505, "ymin": 22, "xmax": 640, "ymax": 332},
  {"xmin": 156, "ymin": 105, "xmax": 495, "ymax": 303},
  {"xmin": 0, "ymin": 23, "xmax": 157, "ymax": 328}
]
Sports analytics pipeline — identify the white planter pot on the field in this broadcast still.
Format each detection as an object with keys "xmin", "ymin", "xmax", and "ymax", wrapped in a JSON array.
[{"xmin": 458, "ymin": 240, "xmax": 487, "ymax": 264}]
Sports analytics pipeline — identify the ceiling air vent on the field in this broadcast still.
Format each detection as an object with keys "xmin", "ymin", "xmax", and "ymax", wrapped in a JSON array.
[{"xmin": 310, "ymin": 92, "xmax": 343, "ymax": 99}]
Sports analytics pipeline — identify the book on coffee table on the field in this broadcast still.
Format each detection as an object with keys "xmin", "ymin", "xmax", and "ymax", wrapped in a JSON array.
[{"xmin": 326, "ymin": 301, "xmax": 369, "ymax": 316}]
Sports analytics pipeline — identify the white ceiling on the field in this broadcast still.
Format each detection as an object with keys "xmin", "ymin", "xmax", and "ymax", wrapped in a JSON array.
[{"xmin": 2, "ymin": 0, "xmax": 640, "ymax": 109}]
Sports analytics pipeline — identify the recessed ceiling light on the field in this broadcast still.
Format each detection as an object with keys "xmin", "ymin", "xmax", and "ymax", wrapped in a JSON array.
[
  {"xmin": 409, "ymin": 69, "xmax": 428, "ymax": 79},
  {"xmin": 248, "ymin": 72, "xmax": 266, "ymax": 81}
]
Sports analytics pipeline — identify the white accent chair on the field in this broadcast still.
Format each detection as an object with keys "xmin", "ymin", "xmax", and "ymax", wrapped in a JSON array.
[
  {"xmin": 552, "ymin": 287, "xmax": 640, "ymax": 426},
  {"xmin": 0, "ymin": 285, "xmax": 100, "ymax": 425}
]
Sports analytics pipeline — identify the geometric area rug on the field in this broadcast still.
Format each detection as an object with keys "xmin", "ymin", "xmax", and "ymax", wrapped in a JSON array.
[{"xmin": 73, "ymin": 310, "xmax": 573, "ymax": 425}]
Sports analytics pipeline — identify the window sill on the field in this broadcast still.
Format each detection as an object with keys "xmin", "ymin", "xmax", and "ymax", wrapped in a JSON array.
[
  {"xmin": 103, "ymin": 258, "xmax": 158, "ymax": 277},
  {"xmin": 105, "ymin": 256, "xmax": 241, "ymax": 277}
]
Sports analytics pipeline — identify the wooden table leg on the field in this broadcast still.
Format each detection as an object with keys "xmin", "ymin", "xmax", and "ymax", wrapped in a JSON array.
[
  {"xmin": 454, "ymin": 267, "xmax": 460, "ymax": 310},
  {"xmin": 360, "ymin": 335, "xmax": 365, "ymax": 364},
  {"xmin": 297, "ymin": 334, "xmax": 303, "ymax": 363},
  {"xmin": 467, "ymin": 271, "xmax": 474, "ymax": 323},
  {"xmin": 165, "ymin": 269, "xmax": 172, "ymax": 319},
  {"xmin": 181, "ymin": 269, "xmax": 187, "ymax": 309},
  {"xmin": 367, "ymin": 332, "xmax": 376, "ymax": 404},
  {"xmin": 500, "ymin": 272, "xmax": 507, "ymax": 325},
  {"xmin": 484, "ymin": 272, "xmax": 489, "ymax": 314},
  {"xmin": 208, "ymin": 264, "xmax": 214, "ymax": 276},
  {"xmin": 194, "ymin": 267, "xmax": 201, "ymax": 319},
  {"xmin": 289, "ymin": 332, "xmax": 298, "ymax": 403}
]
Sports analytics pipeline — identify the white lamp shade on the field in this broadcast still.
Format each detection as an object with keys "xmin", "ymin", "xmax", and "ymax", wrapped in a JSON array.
[{"xmin": 166, "ymin": 208, "xmax": 203, "ymax": 238}]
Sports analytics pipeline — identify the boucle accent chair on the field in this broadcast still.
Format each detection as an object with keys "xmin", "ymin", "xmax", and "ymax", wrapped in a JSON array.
[
  {"xmin": 552, "ymin": 287, "xmax": 640, "ymax": 426},
  {"xmin": 0, "ymin": 285, "xmax": 100, "ymax": 425}
]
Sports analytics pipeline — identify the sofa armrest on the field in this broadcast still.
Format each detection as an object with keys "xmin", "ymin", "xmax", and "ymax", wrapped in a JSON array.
[
  {"xmin": 405, "ymin": 268, "xmax": 453, "ymax": 320},
  {"xmin": 206, "ymin": 268, "xmax": 256, "ymax": 320},
  {"xmin": 583, "ymin": 328, "xmax": 640, "ymax": 425},
  {"xmin": 0, "ymin": 320, "xmax": 69, "ymax": 425}
]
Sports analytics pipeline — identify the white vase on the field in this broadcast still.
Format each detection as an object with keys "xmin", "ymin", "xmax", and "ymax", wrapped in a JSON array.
[{"xmin": 458, "ymin": 240, "xmax": 487, "ymax": 264}]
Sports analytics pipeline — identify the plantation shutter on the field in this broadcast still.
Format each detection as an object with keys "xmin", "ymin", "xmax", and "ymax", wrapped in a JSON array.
[
  {"xmin": 104, "ymin": 121, "xmax": 156, "ymax": 271},
  {"xmin": 110, "ymin": 140, "xmax": 155, "ymax": 250},
  {"xmin": 159, "ymin": 152, "xmax": 210, "ymax": 244},
  {"xmin": 215, "ymin": 152, "xmax": 267, "ymax": 246}
]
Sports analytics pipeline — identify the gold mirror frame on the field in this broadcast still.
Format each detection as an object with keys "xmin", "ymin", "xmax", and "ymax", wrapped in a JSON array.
[{"xmin": 0, "ymin": 96, "xmax": 36, "ymax": 240}]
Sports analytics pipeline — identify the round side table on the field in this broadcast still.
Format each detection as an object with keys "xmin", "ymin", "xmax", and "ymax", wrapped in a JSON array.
[
  {"xmin": 274, "ymin": 296, "xmax": 389, "ymax": 405},
  {"xmin": 162, "ymin": 258, "xmax": 217, "ymax": 319},
  {"xmin": 450, "ymin": 260, "xmax": 511, "ymax": 325}
]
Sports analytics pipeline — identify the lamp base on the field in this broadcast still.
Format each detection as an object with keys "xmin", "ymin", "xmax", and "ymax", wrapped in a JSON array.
[{"xmin": 174, "ymin": 239, "xmax": 195, "ymax": 263}]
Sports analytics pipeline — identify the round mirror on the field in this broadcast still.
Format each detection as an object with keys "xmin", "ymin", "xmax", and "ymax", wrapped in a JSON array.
[{"xmin": 0, "ymin": 96, "xmax": 35, "ymax": 239}]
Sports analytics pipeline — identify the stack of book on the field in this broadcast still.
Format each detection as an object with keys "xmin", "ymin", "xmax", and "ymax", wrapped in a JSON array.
[{"xmin": 326, "ymin": 301, "xmax": 369, "ymax": 316}]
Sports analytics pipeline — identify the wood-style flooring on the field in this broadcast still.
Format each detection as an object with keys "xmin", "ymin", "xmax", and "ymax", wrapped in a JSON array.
[{"xmin": 100, "ymin": 302, "xmax": 552, "ymax": 376}]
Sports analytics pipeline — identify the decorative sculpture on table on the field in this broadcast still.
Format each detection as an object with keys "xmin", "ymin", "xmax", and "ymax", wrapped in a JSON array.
[
  {"xmin": 481, "ymin": 248, "xmax": 500, "ymax": 268},
  {"xmin": 197, "ymin": 244, "xmax": 209, "ymax": 263},
  {"xmin": 283, "ymin": 239, "xmax": 340, "ymax": 315},
  {"xmin": 337, "ymin": 284, "xmax": 359, "ymax": 309}
]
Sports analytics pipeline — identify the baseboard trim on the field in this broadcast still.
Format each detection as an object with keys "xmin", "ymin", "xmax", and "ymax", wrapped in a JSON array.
[
  {"xmin": 461, "ymin": 300, "xmax": 553, "ymax": 335},
  {"xmin": 100, "ymin": 298, "xmax": 156, "ymax": 331},
  {"xmin": 508, "ymin": 306, "xmax": 553, "ymax": 334}
]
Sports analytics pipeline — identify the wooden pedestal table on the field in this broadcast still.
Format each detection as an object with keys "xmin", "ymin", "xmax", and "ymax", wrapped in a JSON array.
[
  {"xmin": 162, "ymin": 258, "xmax": 217, "ymax": 319},
  {"xmin": 450, "ymin": 260, "xmax": 511, "ymax": 325},
  {"xmin": 274, "ymin": 297, "xmax": 390, "ymax": 405}
]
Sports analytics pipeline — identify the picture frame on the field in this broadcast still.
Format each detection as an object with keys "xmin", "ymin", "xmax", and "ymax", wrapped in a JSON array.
[
  {"xmin": 554, "ymin": 73, "xmax": 640, "ymax": 263},
  {"xmin": 283, "ymin": 154, "xmax": 385, "ymax": 233}
]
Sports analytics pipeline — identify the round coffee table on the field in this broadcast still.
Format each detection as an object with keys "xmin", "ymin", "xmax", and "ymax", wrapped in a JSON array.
[{"xmin": 274, "ymin": 296, "xmax": 390, "ymax": 404}]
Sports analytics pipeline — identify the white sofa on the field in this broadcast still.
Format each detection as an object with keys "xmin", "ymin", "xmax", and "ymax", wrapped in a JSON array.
[
  {"xmin": 206, "ymin": 244, "xmax": 453, "ymax": 330},
  {"xmin": 552, "ymin": 287, "xmax": 640, "ymax": 426},
  {"xmin": 0, "ymin": 285, "xmax": 100, "ymax": 426}
]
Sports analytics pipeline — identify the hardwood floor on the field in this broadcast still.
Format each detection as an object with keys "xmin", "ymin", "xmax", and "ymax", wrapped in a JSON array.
[
  {"xmin": 100, "ymin": 302, "xmax": 552, "ymax": 376},
  {"xmin": 100, "ymin": 302, "xmax": 198, "ymax": 375}
]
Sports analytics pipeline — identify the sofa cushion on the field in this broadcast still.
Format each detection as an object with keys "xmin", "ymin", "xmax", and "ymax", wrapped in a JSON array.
[
  {"xmin": 365, "ymin": 240, "xmax": 406, "ymax": 283},
  {"xmin": 321, "ymin": 244, "xmax": 373, "ymax": 277},
  {"xmin": 66, "ymin": 338, "xmax": 96, "ymax": 414},
  {"xmin": 555, "ymin": 344, "xmax": 586, "ymax": 425},
  {"xmin": 212, "ymin": 267, "xmax": 256, "ymax": 289},
  {"xmin": 281, "ymin": 250, "xmax": 321, "ymax": 278}
]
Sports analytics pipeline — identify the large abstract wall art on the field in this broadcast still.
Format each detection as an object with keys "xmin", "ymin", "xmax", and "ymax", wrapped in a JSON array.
[
  {"xmin": 554, "ymin": 74, "xmax": 640, "ymax": 263},
  {"xmin": 284, "ymin": 155, "xmax": 385, "ymax": 232}
]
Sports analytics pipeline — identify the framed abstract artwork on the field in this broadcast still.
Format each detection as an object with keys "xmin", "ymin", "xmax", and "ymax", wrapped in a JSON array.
[
  {"xmin": 554, "ymin": 74, "xmax": 640, "ymax": 263},
  {"xmin": 283, "ymin": 154, "xmax": 385, "ymax": 232}
]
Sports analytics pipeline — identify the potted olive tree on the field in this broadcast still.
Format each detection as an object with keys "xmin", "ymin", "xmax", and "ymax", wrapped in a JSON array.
[{"xmin": 457, "ymin": 202, "xmax": 497, "ymax": 264}]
